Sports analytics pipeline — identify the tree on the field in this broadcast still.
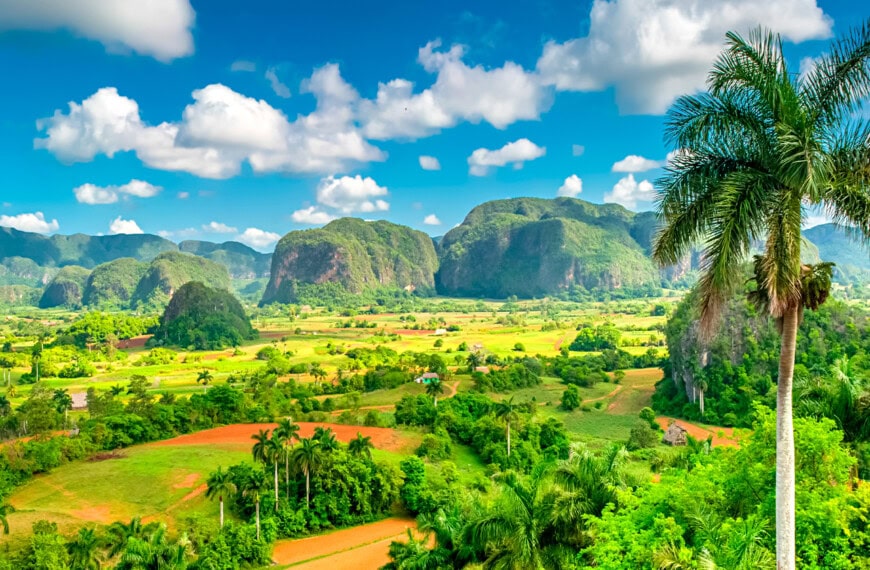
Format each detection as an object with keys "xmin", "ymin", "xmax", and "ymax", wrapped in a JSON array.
[
  {"xmin": 116, "ymin": 524, "xmax": 189, "ymax": 570},
  {"xmin": 0, "ymin": 502, "xmax": 11, "ymax": 535},
  {"xmin": 273, "ymin": 418, "xmax": 300, "ymax": 498},
  {"xmin": 105, "ymin": 518, "xmax": 155, "ymax": 557},
  {"xmin": 292, "ymin": 437, "xmax": 323, "ymax": 507},
  {"xmin": 426, "ymin": 379, "xmax": 446, "ymax": 407},
  {"xmin": 67, "ymin": 527, "xmax": 101, "ymax": 570},
  {"xmin": 251, "ymin": 428, "xmax": 271, "ymax": 465},
  {"xmin": 241, "ymin": 469, "xmax": 270, "ymax": 540},
  {"xmin": 197, "ymin": 369, "xmax": 213, "ymax": 391},
  {"xmin": 651, "ymin": 25, "xmax": 870, "ymax": 569},
  {"xmin": 206, "ymin": 466, "xmax": 236, "ymax": 528},
  {"xmin": 561, "ymin": 385, "xmax": 580, "ymax": 411},
  {"xmin": 265, "ymin": 436, "xmax": 282, "ymax": 506},
  {"xmin": 348, "ymin": 433, "xmax": 374, "ymax": 459},
  {"xmin": 313, "ymin": 426, "xmax": 339, "ymax": 452},
  {"xmin": 494, "ymin": 397, "xmax": 520, "ymax": 457}
]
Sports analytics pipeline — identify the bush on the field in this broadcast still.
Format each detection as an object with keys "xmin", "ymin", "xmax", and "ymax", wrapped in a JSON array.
[
  {"xmin": 561, "ymin": 385, "xmax": 581, "ymax": 411},
  {"xmin": 416, "ymin": 429, "xmax": 452, "ymax": 461},
  {"xmin": 627, "ymin": 421, "xmax": 659, "ymax": 451}
]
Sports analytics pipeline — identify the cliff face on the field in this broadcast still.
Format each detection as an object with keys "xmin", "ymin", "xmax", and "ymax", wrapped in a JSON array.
[
  {"xmin": 436, "ymin": 197, "xmax": 660, "ymax": 298},
  {"xmin": 261, "ymin": 218, "xmax": 439, "ymax": 304}
]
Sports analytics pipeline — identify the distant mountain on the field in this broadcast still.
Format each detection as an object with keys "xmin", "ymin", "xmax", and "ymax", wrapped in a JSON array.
[
  {"xmin": 179, "ymin": 240, "xmax": 271, "ymax": 278},
  {"xmin": 261, "ymin": 218, "xmax": 439, "ymax": 304},
  {"xmin": 804, "ymin": 224, "xmax": 870, "ymax": 282},
  {"xmin": 39, "ymin": 266, "xmax": 91, "ymax": 308},
  {"xmin": 437, "ymin": 197, "xmax": 661, "ymax": 298},
  {"xmin": 131, "ymin": 252, "xmax": 231, "ymax": 309},
  {"xmin": 82, "ymin": 258, "xmax": 148, "ymax": 308}
]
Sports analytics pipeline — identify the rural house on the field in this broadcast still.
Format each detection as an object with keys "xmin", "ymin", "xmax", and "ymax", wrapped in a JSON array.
[
  {"xmin": 663, "ymin": 422, "xmax": 688, "ymax": 446},
  {"xmin": 414, "ymin": 372, "xmax": 439, "ymax": 384}
]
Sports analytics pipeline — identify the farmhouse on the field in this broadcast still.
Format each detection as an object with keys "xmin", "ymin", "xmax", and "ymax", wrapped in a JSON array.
[
  {"xmin": 662, "ymin": 422, "xmax": 688, "ymax": 446},
  {"xmin": 414, "ymin": 372, "xmax": 439, "ymax": 384},
  {"xmin": 70, "ymin": 392, "xmax": 88, "ymax": 411}
]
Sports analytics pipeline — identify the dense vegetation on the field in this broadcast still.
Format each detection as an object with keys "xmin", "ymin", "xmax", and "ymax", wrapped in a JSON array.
[
  {"xmin": 38, "ymin": 266, "xmax": 90, "ymax": 308},
  {"xmin": 152, "ymin": 281, "xmax": 256, "ymax": 349},
  {"xmin": 262, "ymin": 218, "xmax": 439, "ymax": 305}
]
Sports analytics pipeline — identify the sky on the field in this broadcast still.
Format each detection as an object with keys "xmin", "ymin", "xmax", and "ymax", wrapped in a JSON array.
[{"xmin": 0, "ymin": 0, "xmax": 864, "ymax": 251}]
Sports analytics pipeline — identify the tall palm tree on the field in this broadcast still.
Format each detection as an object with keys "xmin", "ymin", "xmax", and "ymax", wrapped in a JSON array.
[
  {"xmin": 348, "ymin": 433, "xmax": 374, "ymax": 459},
  {"xmin": 265, "ymin": 436, "xmax": 283, "ymax": 506},
  {"xmin": 251, "ymin": 428, "xmax": 271, "ymax": 465},
  {"xmin": 274, "ymin": 418, "xmax": 301, "ymax": 498},
  {"xmin": 105, "ymin": 517, "xmax": 155, "ymax": 557},
  {"xmin": 292, "ymin": 437, "xmax": 323, "ymax": 507},
  {"xmin": 652, "ymin": 25, "xmax": 870, "ymax": 569},
  {"xmin": 197, "ymin": 370, "xmax": 213, "ymax": 391},
  {"xmin": 313, "ymin": 426, "xmax": 339, "ymax": 452},
  {"xmin": 205, "ymin": 466, "xmax": 236, "ymax": 528},
  {"xmin": 241, "ymin": 469, "xmax": 270, "ymax": 540},
  {"xmin": 116, "ymin": 524, "xmax": 189, "ymax": 570},
  {"xmin": 425, "ymin": 379, "xmax": 445, "ymax": 407},
  {"xmin": 67, "ymin": 527, "xmax": 101, "ymax": 570},
  {"xmin": 494, "ymin": 397, "xmax": 520, "ymax": 457}
]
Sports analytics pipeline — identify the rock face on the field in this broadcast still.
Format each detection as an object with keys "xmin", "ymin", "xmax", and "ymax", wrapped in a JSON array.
[
  {"xmin": 39, "ymin": 266, "xmax": 91, "ymax": 308},
  {"xmin": 261, "ymin": 218, "xmax": 439, "ymax": 304},
  {"xmin": 131, "ymin": 252, "xmax": 231, "ymax": 309},
  {"xmin": 436, "ymin": 197, "xmax": 661, "ymax": 298},
  {"xmin": 82, "ymin": 258, "xmax": 148, "ymax": 308}
]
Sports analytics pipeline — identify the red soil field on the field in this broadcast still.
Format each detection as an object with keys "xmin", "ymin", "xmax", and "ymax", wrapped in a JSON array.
[
  {"xmin": 149, "ymin": 422, "xmax": 410, "ymax": 452},
  {"xmin": 656, "ymin": 416, "xmax": 738, "ymax": 447},
  {"xmin": 117, "ymin": 335, "xmax": 152, "ymax": 349}
]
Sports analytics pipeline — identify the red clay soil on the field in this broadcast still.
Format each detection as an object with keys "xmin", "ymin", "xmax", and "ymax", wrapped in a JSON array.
[
  {"xmin": 149, "ymin": 422, "xmax": 409, "ymax": 452},
  {"xmin": 553, "ymin": 331, "xmax": 574, "ymax": 352},
  {"xmin": 656, "ymin": 416, "xmax": 738, "ymax": 447},
  {"xmin": 117, "ymin": 335, "xmax": 152, "ymax": 349},
  {"xmin": 271, "ymin": 517, "xmax": 416, "ymax": 568}
]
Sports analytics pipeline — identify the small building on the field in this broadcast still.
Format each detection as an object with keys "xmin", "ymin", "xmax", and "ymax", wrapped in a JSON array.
[
  {"xmin": 474, "ymin": 366, "xmax": 490, "ymax": 374},
  {"xmin": 662, "ymin": 422, "xmax": 688, "ymax": 446},
  {"xmin": 414, "ymin": 372, "xmax": 440, "ymax": 384},
  {"xmin": 434, "ymin": 328, "xmax": 447, "ymax": 336},
  {"xmin": 70, "ymin": 392, "xmax": 88, "ymax": 411}
]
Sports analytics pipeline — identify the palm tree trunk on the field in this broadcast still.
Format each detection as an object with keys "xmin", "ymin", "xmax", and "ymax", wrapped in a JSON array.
[
  {"xmin": 699, "ymin": 389, "xmax": 705, "ymax": 416},
  {"xmin": 305, "ymin": 470, "xmax": 310, "ymax": 507},
  {"xmin": 776, "ymin": 305, "xmax": 798, "ymax": 570},
  {"xmin": 274, "ymin": 461, "xmax": 279, "ymax": 506},
  {"xmin": 434, "ymin": 396, "xmax": 437, "ymax": 407},
  {"xmin": 255, "ymin": 500, "xmax": 261, "ymax": 540},
  {"xmin": 506, "ymin": 421, "xmax": 511, "ymax": 457},
  {"xmin": 285, "ymin": 453, "xmax": 290, "ymax": 500},
  {"xmin": 220, "ymin": 496, "xmax": 224, "ymax": 528}
]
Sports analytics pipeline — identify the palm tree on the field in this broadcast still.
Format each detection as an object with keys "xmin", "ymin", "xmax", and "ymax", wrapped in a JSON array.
[
  {"xmin": 292, "ymin": 437, "xmax": 323, "ymax": 507},
  {"xmin": 265, "ymin": 436, "xmax": 282, "ymax": 506},
  {"xmin": 205, "ymin": 466, "xmax": 236, "ymax": 528},
  {"xmin": 67, "ymin": 527, "xmax": 101, "ymax": 570},
  {"xmin": 348, "ymin": 433, "xmax": 374, "ymax": 459},
  {"xmin": 425, "ymin": 379, "xmax": 445, "ymax": 407},
  {"xmin": 241, "ymin": 469, "xmax": 270, "ymax": 540},
  {"xmin": 313, "ymin": 426, "xmax": 339, "ymax": 452},
  {"xmin": 494, "ymin": 397, "xmax": 520, "ymax": 457},
  {"xmin": 105, "ymin": 517, "xmax": 155, "ymax": 557},
  {"xmin": 251, "ymin": 428, "xmax": 271, "ymax": 465},
  {"xmin": 197, "ymin": 370, "xmax": 213, "ymax": 391},
  {"xmin": 652, "ymin": 25, "xmax": 870, "ymax": 568},
  {"xmin": 0, "ymin": 502, "xmax": 12, "ymax": 535},
  {"xmin": 274, "ymin": 418, "xmax": 301, "ymax": 498},
  {"xmin": 116, "ymin": 524, "xmax": 189, "ymax": 569}
]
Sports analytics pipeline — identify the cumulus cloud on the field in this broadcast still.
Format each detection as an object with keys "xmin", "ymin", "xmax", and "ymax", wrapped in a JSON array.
[
  {"xmin": 291, "ymin": 206, "xmax": 336, "ymax": 225},
  {"xmin": 0, "ymin": 0, "xmax": 195, "ymax": 62},
  {"xmin": 202, "ymin": 221, "xmax": 237, "ymax": 233},
  {"xmin": 265, "ymin": 67, "xmax": 291, "ymax": 98},
  {"xmin": 604, "ymin": 174, "xmax": 656, "ymax": 209},
  {"xmin": 468, "ymin": 138, "xmax": 545, "ymax": 176},
  {"xmin": 73, "ymin": 179, "xmax": 161, "ymax": 204},
  {"xmin": 423, "ymin": 214, "xmax": 442, "ymax": 226},
  {"xmin": 572, "ymin": 144, "xmax": 585, "ymax": 157},
  {"xmin": 359, "ymin": 40, "xmax": 552, "ymax": 139},
  {"xmin": 35, "ymin": 67, "xmax": 385, "ymax": 179},
  {"xmin": 537, "ymin": 0, "xmax": 832, "ymax": 114},
  {"xmin": 236, "ymin": 227, "xmax": 280, "ymax": 250},
  {"xmin": 315, "ymin": 175, "xmax": 389, "ymax": 213},
  {"xmin": 419, "ymin": 155, "xmax": 441, "ymax": 170},
  {"xmin": 611, "ymin": 154, "xmax": 662, "ymax": 173},
  {"xmin": 557, "ymin": 174, "xmax": 583, "ymax": 197},
  {"xmin": 109, "ymin": 216, "xmax": 143, "ymax": 235},
  {"xmin": 231, "ymin": 60, "xmax": 256, "ymax": 72},
  {"xmin": 0, "ymin": 211, "xmax": 59, "ymax": 233}
]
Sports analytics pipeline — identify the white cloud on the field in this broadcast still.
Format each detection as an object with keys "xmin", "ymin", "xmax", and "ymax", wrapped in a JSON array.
[
  {"xmin": 423, "ymin": 214, "xmax": 442, "ymax": 226},
  {"xmin": 468, "ymin": 138, "xmax": 546, "ymax": 176},
  {"xmin": 202, "ymin": 221, "xmax": 237, "ymax": 233},
  {"xmin": 315, "ymin": 175, "xmax": 390, "ymax": 213},
  {"xmin": 231, "ymin": 60, "xmax": 256, "ymax": 72},
  {"xmin": 109, "ymin": 216, "xmax": 143, "ymax": 235},
  {"xmin": 419, "ymin": 155, "xmax": 441, "ymax": 170},
  {"xmin": 572, "ymin": 144, "xmax": 585, "ymax": 157},
  {"xmin": 537, "ymin": 0, "xmax": 832, "ymax": 114},
  {"xmin": 177, "ymin": 191, "xmax": 190, "ymax": 199},
  {"xmin": 0, "ymin": 212, "xmax": 59, "ymax": 233},
  {"xmin": 73, "ymin": 179, "xmax": 162, "ymax": 205},
  {"xmin": 291, "ymin": 206, "xmax": 336, "ymax": 225},
  {"xmin": 359, "ymin": 40, "xmax": 551, "ymax": 139},
  {"xmin": 236, "ymin": 227, "xmax": 281, "ymax": 250},
  {"xmin": 265, "ymin": 67, "xmax": 291, "ymax": 98},
  {"xmin": 604, "ymin": 174, "xmax": 656, "ymax": 209},
  {"xmin": 557, "ymin": 174, "xmax": 583, "ymax": 197},
  {"xmin": 35, "ymin": 67, "xmax": 385, "ymax": 179},
  {"xmin": 612, "ymin": 154, "xmax": 663, "ymax": 173},
  {"xmin": 0, "ymin": 0, "xmax": 195, "ymax": 62}
]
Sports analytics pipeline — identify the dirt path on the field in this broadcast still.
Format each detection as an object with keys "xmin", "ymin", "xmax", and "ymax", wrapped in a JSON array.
[
  {"xmin": 148, "ymin": 422, "xmax": 410, "ymax": 452},
  {"xmin": 656, "ymin": 416, "xmax": 738, "ymax": 447},
  {"xmin": 329, "ymin": 380, "xmax": 461, "ymax": 416},
  {"xmin": 553, "ymin": 331, "xmax": 574, "ymax": 352},
  {"xmin": 584, "ymin": 385, "xmax": 622, "ymax": 404},
  {"xmin": 271, "ymin": 517, "xmax": 416, "ymax": 568}
]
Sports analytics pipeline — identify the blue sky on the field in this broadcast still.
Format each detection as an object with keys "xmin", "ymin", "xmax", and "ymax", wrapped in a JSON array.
[{"xmin": 0, "ymin": 0, "xmax": 863, "ymax": 250}]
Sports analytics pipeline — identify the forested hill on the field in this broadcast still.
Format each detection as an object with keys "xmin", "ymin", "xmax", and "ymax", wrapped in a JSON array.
[
  {"xmin": 437, "ymin": 197, "xmax": 662, "ymax": 298},
  {"xmin": 0, "ymin": 227, "xmax": 270, "ymax": 279}
]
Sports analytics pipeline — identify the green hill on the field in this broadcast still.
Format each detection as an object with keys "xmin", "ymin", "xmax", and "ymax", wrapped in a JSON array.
[
  {"xmin": 131, "ymin": 252, "xmax": 231, "ymax": 309},
  {"xmin": 38, "ymin": 266, "xmax": 91, "ymax": 308},
  {"xmin": 436, "ymin": 197, "xmax": 660, "ymax": 298},
  {"xmin": 178, "ymin": 240, "xmax": 271, "ymax": 278},
  {"xmin": 82, "ymin": 258, "xmax": 149, "ymax": 308},
  {"xmin": 261, "ymin": 218, "xmax": 439, "ymax": 304},
  {"xmin": 804, "ymin": 224, "xmax": 870, "ymax": 282}
]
